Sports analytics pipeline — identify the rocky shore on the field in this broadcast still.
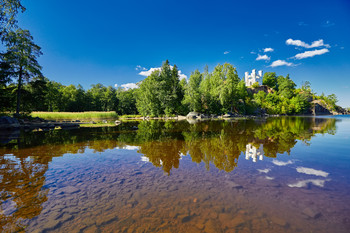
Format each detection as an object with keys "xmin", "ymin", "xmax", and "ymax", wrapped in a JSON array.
[{"xmin": 0, "ymin": 116, "xmax": 80, "ymax": 131}]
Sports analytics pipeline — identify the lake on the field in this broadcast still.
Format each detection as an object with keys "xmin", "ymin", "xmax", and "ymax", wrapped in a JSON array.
[{"xmin": 1, "ymin": 116, "xmax": 350, "ymax": 233}]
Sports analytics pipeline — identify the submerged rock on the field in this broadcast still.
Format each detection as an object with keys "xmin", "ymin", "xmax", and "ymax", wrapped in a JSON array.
[{"xmin": 302, "ymin": 207, "xmax": 321, "ymax": 219}]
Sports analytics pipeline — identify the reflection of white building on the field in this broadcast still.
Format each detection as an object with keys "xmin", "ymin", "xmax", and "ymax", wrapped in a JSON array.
[
  {"xmin": 245, "ymin": 144, "xmax": 264, "ymax": 162},
  {"xmin": 245, "ymin": 69, "xmax": 263, "ymax": 87}
]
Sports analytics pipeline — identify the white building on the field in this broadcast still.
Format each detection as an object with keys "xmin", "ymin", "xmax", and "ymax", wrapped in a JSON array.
[
  {"xmin": 245, "ymin": 69, "xmax": 263, "ymax": 87},
  {"xmin": 245, "ymin": 144, "xmax": 264, "ymax": 162}
]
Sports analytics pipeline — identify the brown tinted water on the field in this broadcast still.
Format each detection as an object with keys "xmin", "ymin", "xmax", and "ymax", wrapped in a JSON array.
[{"xmin": 1, "ymin": 117, "xmax": 350, "ymax": 232}]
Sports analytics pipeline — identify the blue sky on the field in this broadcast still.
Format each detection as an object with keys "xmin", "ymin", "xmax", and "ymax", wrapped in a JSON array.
[{"xmin": 19, "ymin": 0, "xmax": 350, "ymax": 107}]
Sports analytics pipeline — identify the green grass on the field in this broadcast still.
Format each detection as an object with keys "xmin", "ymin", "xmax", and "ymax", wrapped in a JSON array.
[
  {"xmin": 31, "ymin": 111, "xmax": 118, "ymax": 120},
  {"xmin": 119, "ymin": 114, "xmax": 143, "ymax": 119},
  {"xmin": 80, "ymin": 123, "xmax": 117, "ymax": 127}
]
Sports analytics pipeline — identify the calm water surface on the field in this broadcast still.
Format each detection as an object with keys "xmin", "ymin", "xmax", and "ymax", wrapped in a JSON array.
[{"xmin": 1, "ymin": 116, "xmax": 350, "ymax": 233}]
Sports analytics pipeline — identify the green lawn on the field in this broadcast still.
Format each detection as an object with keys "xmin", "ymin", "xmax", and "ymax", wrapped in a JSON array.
[{"xmin": 31, "ymin": 111, "xmax": 118, "ymax": 120}]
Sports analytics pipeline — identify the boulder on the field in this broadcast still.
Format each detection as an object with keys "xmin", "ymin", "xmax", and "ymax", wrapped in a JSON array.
[
  {"xmin": 186, "ymin": 112, "xmax": 200, "ymax": 119},
  {"xmin": 222, "ymin": 112, "xmax": 236, "ymax": 118},
  {"xmin": 0, "ymin": 116, "xmax": 20, "ymax": 129},
  {"xmin": 310, "ymin": 100, "xmax": 331, "ymax": 115}
]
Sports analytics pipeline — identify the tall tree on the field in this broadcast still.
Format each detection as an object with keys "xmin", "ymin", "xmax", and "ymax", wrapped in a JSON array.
[
  {"xmin": 220, "ymin": 63, "xmax": 240, "ymax": 113},
  {"xmin": 136, "ymin": 60, "xmax": 183, "ymax": 116},
  {"xmin": 277, "ymin": 74, "xmax": 296, "ymax": 99},
  {"xmin": 0, "ymin": 0, "xmax": 25, "ymax": 41},
  {"xmin": 183, "ymin": 69, "xmax": 202, "ymax": 112},
  {"xmin": 2, "ymin": 29, "xmax": 42, "ymax": 114}
]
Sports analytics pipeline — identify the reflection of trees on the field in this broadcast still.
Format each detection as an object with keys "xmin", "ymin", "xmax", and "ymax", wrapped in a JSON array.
[
  {"xmin": 135, "ymin": 117, "xmax": 337, "ymax": 173},
  {"xmin": 0, "ymin": 156, "xmax": 48, "ymax": 232},
  {"xmin": 0, "ymin": 117, "xmax": 338, "ymax": 176},
  {"xmin": 138, "ymin": 140, "xmax": 185, "ymax": 175}
]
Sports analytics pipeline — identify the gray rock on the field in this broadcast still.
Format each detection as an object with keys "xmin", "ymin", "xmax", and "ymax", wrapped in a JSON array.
[
  {"xmin": 186, "ymin": 112, "xmax": 200, "ymax": 119},
  {"xmin": 225, "ymin": 180, "xmax": 243, "ymax": 189},
  {"xmin": 302, "ymin": 207, "xmax": 321, "ymax": 219},
  {"xmin": 0, "ymin": 116, "xmax": 20, "ymax": 129}
]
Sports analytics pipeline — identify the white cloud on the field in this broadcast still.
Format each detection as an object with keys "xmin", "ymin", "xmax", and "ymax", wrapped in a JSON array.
[
  {"xmin": 141, "ymin": 156, "xmax": 149, "ymax": 162},
  {"xmin": 135, "ymin": 65, "xmax": 146, "ymax": 71},
  {"xmin": 288, "ymin": 179, "xmax": 329, "ymax": 188},
  {"xmin": 296, "ymin": 167, "xmax": 329, "ymax": 177},
  {"xmin": 250, "ymin": 51, "xmax": 256, "ymax": 54},
  {"xmin": 272, "ymin": 159, "xmax": 293, "ymax": 166},
  {"xmin": 224, "ymin": 51, "xmax": 230, "ymax": 55},
  {"xmin": 265, "ymin": 176, "xmax": 274, "ymax": 180},
  {"xmin": 178, "ymin": 71, "xmax": 188, "ymax": 80},
  {"xmin": 298, "ymin": 22, "xmax": 308, "ymax": 26},
  {"xmin": 264, "ymin": 48, "xmax": 274, "ymax": 52},
  {"xmin": 119, "ymin": 146, "xmax": 140, "ymax": 150},
  {"xmin": 114, "ymin": 84, "xmax": 118, "ymax": 88},
  {"xmin": 139, "ymin": 66, "xmax": 187, "ymax": 80},
  {"xmin": 257, "ymin": 168, "xmax": 270, "ymax": 173},
  {"xmin": 256, "ymin": 54, "xmax": 270, "ymax": 61},
  {"xmin": 286, "ymin": 39, "xmax": 330, "ymax": 49},
  {"xmin": 293, "ymin": 48, "xmax": 329, "ymax": 59},
  {"xmin": 120, "ymin": 83, "xmax": 138, "ymax": 90},
  {"xmin": 269, "ymin": 60, "xmax": 294, "ymax": 68},
  {"xmin": 139, "ymin": 67, "xmax": 161, "ymax": 76}
]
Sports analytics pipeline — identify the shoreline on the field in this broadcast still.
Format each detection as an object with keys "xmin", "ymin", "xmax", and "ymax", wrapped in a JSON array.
[{"xmin": 1, "ymin": 113, "xmax": 348, "ymax": 132}]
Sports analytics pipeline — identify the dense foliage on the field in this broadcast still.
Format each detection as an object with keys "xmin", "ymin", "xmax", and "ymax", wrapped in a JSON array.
[{"xmin": 0, "ymin": 62, "xmax": 341, "ymax": 116}]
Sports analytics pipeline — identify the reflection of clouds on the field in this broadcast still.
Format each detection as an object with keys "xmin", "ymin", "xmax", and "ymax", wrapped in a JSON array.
[
  {"xmin": 119, "ymin": 146, "xmax": 140, "ymax": 150},
  {"xmin": 296, "ymin": 167, "xmax": 329, "ymax": 178},
  {"xmin": 272, "ymin": 159, "xmax": 293, "ymax": 166},
  {"xmin": 180, "ymin": 153, "xmax": 187, "ymax": 159},
  {"xmin": 288, "ymin": 179, "xmax": 330, "ymax": 188},
  {"xmin": 265, "ymin": 176, "xmax": 274, "ymax": 180},
  {"xmin": 140, "ymin": 156, "xmax": 163, "ymax": 165},
  {"xmin": 257, "ymin": 168, "xmax": 270, "ymax": 173}
]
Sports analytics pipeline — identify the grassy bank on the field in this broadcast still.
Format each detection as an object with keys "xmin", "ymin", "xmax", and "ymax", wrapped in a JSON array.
[
  {"xmin": 31, "ymin": 111, "xmax": 118, "ymax": 120},
  {"xmin": 119, "ymin": 114, "xmax": 143, "ymax": 119}
]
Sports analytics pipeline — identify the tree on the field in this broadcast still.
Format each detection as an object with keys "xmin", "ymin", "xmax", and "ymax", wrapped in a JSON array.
[
  {"xmin": 262, "ymin": 72, "xmax": 278, "ymax": 90},
  {"xmin": 136, "ymin": 60, "xmax": 183, "ymax": 116},
  {"xmin": 26, "ymin": 76, "xmax": 48, "ymax": 111},
  {"xmin": 183, "ymin": 69, "xmax": 202, "ymax": 112},
  {"xmin": 136, "ymin": 69, "xmax": 162, "ymax": 116},
  {"xmin": 277, "ymin": 74, "xmax": 296, "ymax": 99},
  {"xmin": 116, "ymin": 88, "xmax": 137, "ymax": 115},
  {"xmin": 45, "ymin": 80, "xmax": 63, "ymax": 111},
  {"xmin": 2, "ymin": 29, "xmax": 42, "ymax": 114},
  {"xmin": 0, "ymin": 0, "xmax": 25, "ymax": 41},
  {"xmin": 220, "ymin": 63, "xmax": 240, "ymax": 113}
]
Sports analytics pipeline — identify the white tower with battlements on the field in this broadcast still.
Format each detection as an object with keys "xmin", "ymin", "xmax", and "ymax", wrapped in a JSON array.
[{"xmin": 245, "ymin": 69, "xmax": 263, "ymax": 87}]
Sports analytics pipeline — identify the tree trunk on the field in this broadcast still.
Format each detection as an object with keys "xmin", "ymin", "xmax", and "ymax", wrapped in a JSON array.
[{"xmin": 16, "ymin": 67, "xmax": 23, "ymax": 115}]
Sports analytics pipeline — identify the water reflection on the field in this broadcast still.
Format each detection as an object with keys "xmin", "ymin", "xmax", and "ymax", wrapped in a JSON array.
[
  {"xmin": 0, "ymin": 155, "xmax": 49, "ymax": 232},
  {"xmin": 0, "ymin": 117, "xmax": 339, "ymax": 231}
]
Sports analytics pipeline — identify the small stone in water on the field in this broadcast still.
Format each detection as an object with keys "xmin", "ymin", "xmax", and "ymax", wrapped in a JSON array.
[{"xmin": 302, "ymin": 207, "xmax": 321, "ymax": 219}]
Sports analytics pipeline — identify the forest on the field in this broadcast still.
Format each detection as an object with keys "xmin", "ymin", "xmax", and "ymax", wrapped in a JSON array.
[{"xmin": 0, "ymin": 0, "xmax": 340, "ymax": 117}]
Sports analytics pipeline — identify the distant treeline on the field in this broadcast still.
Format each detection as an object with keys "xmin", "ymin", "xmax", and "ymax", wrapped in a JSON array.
[{"xmin": 0, "ymin": 60, "xmax": 339, "ymax": 116}]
